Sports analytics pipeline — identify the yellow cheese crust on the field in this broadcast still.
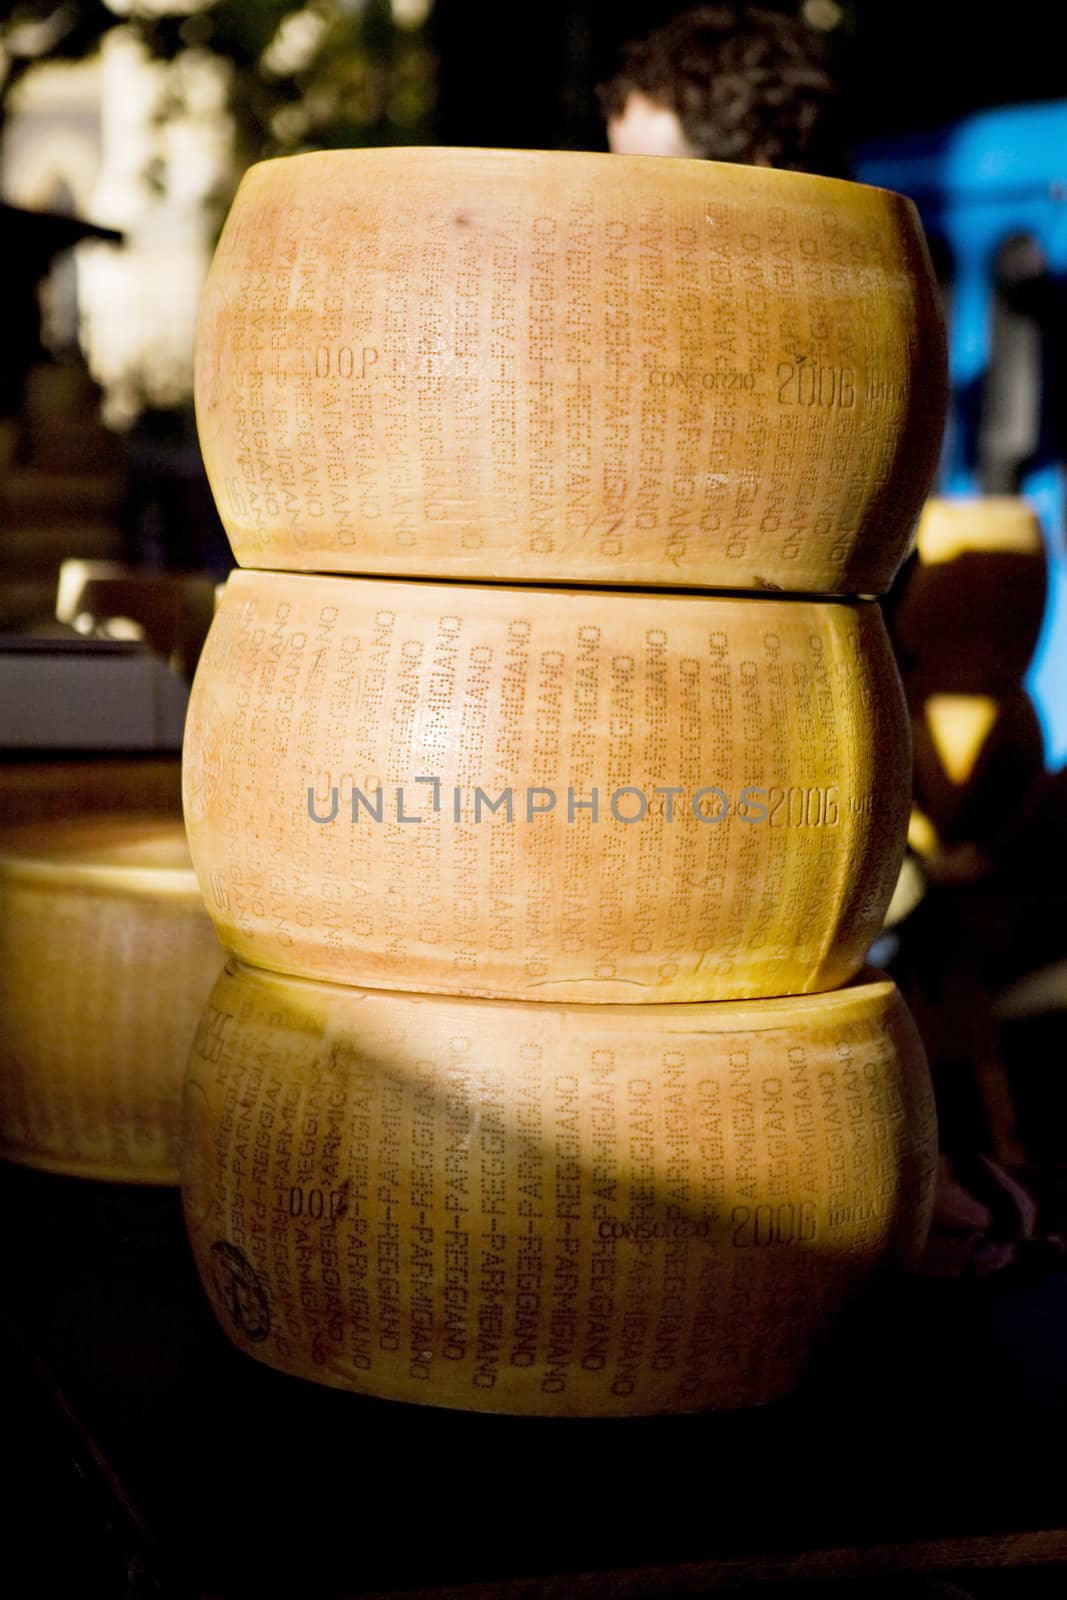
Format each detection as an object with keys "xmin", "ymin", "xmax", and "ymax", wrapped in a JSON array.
[
  {"xmin": 195, "ymin": 147, "xmax": 945, "ymax": 593},
  {"xmin": 183, "ymin": 959, "xmax": 937, "ymax": 1415},
  {"xmin": 0, "ymin": 815, "xmax": 222, "ymax": 1183},
  {"xmin": 183, "ymin": 571, "xmax": 911, "ymax": 1002}
]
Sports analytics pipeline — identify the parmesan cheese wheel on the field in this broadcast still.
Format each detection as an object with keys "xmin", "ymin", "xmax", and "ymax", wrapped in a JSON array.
[
  {"xmin": 182, "ymin": 958, "xmax": 937, "ymax": 1416},
  {"xmin": 183, "ymin": 570, "xmax": 910, "ymax": 1002},
  {"xmin": 0, "ymin": 815, "xmax": 222, "ymax": 1183},
  {"xmin": 910, "ymin": 691, "xmax": 1046, "ymax": 855},
  {"xmin": 893, "ymin": 498, "xmax": 1047, "ymax": 693},
  {"xmin": 195, "ymin": 147, "xmax": 945, "ymax": 594}
]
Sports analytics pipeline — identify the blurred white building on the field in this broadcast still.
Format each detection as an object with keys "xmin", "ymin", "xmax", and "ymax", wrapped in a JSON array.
[{"xmin": 1, "ymin": 24, "xmax": 234, "ymax": 427}]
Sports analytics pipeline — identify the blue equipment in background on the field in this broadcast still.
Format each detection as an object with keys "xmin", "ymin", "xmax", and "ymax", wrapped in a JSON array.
[{"xmin": 856, "ymin": 101, "xmax": 1067, "ymax": 767}]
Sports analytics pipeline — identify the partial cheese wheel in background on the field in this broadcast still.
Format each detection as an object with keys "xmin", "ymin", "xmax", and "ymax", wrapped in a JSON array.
[
  {"xmin": 0, "ymin": 757, "xmax": 182, "ymax": 826},
  {"xmin": 183, "ymin": 959, "xmax": 937, "ymax": 1416},
  {"xmin": 195, "ymin": 147, "xmax": 945, "ymax": 594},
  {"xmin": 893, "ymin": 498, "xmax": 1047, "ymax": 693},
  {"xmin": 0, "ymin": 815, "xmax": 222, "ymax": 1183},
  {"xmin": 881, "ymin": 850, "xmax": 926, "ymax": 930},
  {"xmin": 911, "ymin": 691, "xmax": 1046, "ymax": 858},
  {"xmin": 183, "ymin": 571, "xmax": 910, "ymax": 1003}
]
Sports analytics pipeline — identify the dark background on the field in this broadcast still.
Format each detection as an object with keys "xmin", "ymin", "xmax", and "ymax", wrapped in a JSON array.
[{"xmin": 433, "ymin": 0, "xmax": 1067, "ymax": 155}]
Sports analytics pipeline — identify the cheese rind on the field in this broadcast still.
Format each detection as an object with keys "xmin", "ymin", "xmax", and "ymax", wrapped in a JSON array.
[
  {"xmin": 0, "ymin": 815, "xmax": 222, "ymax": 1183},
  {"xmin": 183, "ymin": 570, "xmax": 911, "ymax": 1002},
  {"xmin": 183, "ymin": 959, "xmax": 937, "ymax": 1415},
  {"xmin": 195, "ymin": 147, "xmax": 945, "ymax": 593}
]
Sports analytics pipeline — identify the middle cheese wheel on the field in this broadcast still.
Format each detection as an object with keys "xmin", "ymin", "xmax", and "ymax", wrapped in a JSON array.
[{"xmin": 183, "ymin": 571, "xmax": 910, "ymax": 1002}]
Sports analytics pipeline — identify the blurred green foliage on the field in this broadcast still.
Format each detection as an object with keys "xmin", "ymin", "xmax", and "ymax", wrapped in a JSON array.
[{"xmin": 0, "ymin": 0, "xmax": 437, "ymax": 167}]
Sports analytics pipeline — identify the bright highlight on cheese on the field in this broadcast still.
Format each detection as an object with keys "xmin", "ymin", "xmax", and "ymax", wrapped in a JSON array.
[
  {"xmin": 183, "ymin": 571, "xmax": 911, "ymax": 1003},
  {"xmin": 926, "ymin": 695, "xmax": 999, "ymax": 786},
  {"xmin": 183, "ymin": 959, "xmax": 936, "ymax": 1415},
  {"xmin": 195, "ymin": 146, "xmax": 945, "ymax": 594},
  {"xmin": 911, "ymin": 692, "xmax": 1046, "ymax": 854},
  {"xmin": 0, "ymin": 815, "xmax": 222, "ymax": 1183},
  {"xmin": 912, "ymin": 496, "xmax": 1046, "ymax": 565}
]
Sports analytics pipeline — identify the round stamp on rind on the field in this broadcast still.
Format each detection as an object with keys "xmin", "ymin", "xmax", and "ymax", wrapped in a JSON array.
[{"xmin": 209, "ymin": 1239, "xmax": 271, "ymax": 1343}]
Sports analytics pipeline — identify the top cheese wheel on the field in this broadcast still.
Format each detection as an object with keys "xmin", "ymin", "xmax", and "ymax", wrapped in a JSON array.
[
  {"xmin": 892, "ymin": 498, "xmax": 1048, "ymax": 692},
  {"xmin": 194, "ymin": 147, "xmax": 946, "ymax": 594}
]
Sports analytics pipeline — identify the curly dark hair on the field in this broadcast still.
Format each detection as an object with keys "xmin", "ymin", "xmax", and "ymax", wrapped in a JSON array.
[{"xmin": 598, "ymin": 5, "xmax": 847, "ymax": 177}]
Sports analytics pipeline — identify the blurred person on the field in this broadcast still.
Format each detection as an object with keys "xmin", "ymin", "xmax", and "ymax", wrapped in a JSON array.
[{"xmin": 598, "ymin": 4, "xmax": 847, "ymax": 176}]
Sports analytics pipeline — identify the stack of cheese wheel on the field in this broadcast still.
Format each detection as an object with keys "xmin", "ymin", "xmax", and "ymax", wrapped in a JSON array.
[
  {"xmin": 181, "ymin": 147, "xmax": 944, "ymax": 1414},
  {"xmin": 892, "ymin": 498, "xmax": 1049, "ymax": 875},
  {"xmin": 0, "ymin": 814, "xmax": 221, "ymax": 1183}
]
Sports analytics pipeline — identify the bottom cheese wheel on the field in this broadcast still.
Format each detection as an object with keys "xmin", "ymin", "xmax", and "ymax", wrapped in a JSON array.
[
  {"xmin": 183, "ymin": 960, "xmax": 937, "ymax": 1416},
  {"xmin": 0, "ymin": 814, "xmax": 222, "ymax": 1183}
]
